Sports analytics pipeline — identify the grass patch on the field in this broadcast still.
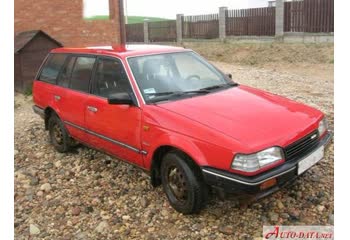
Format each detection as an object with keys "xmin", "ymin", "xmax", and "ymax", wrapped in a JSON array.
[
  {"xmin": 84, "ymin": 15, "xmax": 109, "ymax": 20},
  {"xmin": 24, "ymin": 88, "xmax": 32, "ymax": 96},
  {"xmin": 127, "ymin": 16, "xmax": 172, "ymax": 24}
]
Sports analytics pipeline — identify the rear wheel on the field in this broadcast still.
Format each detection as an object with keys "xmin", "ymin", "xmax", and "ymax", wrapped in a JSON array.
[
  {"xmin": 160, "ymin": 151, "xmax": 208, "ymax": 214},
  {"xmin": 48, "ymin": 114, "xmax": 71, "ymax": 153}
]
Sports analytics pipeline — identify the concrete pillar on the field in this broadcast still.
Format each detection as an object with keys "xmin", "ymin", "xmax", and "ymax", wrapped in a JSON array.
[
  {"xmin": 219, "ymin": 7, "xmax": 227, "ymax": 41},
  {"xmin": 144, "ymin": 20, "xmax": 149, "ymax": 43},
  {"xmin": 275, "ymin": 0, "xmax": 284, "ymax": 39},
  {"xmin": 176, "ymin": 14, "xmax": 184, "ymax": 43}
]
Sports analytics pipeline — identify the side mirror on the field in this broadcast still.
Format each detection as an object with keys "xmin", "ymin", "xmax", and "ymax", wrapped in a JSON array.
[
  {"xmin": 226, "ymin": 73, "xmax": 232, "ymax": 79},
  {"xmin": 108, "ymin": 92, "xmax": 134, "ymax": 105}
]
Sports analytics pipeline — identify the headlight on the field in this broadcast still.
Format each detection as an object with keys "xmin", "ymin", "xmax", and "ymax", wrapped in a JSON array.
[
  {"xmin": 318, "ymin": 118, "xmax": 328, "ymax": 136},
  {"xmin": 231, "ymin": 147, "xmax": 284, "ymax": 172}
]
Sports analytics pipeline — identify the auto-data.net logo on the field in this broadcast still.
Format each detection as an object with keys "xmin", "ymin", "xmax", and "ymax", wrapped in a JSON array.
[{"xmin": 263, "ymin": 226, "xmax": 334, "ymax": 240}]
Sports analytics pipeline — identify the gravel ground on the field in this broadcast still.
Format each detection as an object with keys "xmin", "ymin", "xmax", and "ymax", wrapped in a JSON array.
[{"xmin": 14, "ymin": 63, "xmax": 334, "ymax": 240}]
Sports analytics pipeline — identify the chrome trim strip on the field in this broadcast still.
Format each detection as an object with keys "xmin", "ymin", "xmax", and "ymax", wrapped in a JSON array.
[
  {"xmin": 64, "ymin": 121, "xmax": 147, "ymax": 155},
  {"xmin": 202, "ymin": 167, "xmax": 297, "ymax": 186}
]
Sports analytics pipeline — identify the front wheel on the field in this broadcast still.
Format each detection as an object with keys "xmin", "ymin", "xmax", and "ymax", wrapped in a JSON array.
[{"xmin": 160, "ymin": 151, "xmax": 208, "ymax": 214}]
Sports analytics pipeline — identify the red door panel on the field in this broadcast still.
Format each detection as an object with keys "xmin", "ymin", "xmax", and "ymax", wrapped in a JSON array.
[
  {"xmin": 85, "ymin": 96, "xmax": 143, "ymax": 166},
  {"xmin": 55, "ymin": 88, "xmax": 88, "ymax": 142}
]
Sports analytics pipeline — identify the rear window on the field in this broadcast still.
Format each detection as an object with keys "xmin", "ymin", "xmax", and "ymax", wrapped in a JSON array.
[
  {"xmin": 38, "ymin": 54, "xmax": 67, "ymax": 84},
  {"xmin": 69, "ymin": 56, "xmax": 96, "ymax": 93}
]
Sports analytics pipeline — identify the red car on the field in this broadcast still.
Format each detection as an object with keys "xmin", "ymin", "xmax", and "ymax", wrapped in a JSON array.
[{"xmin": 33, "ymin": 45, "xmax": 332, "ymax": 214}]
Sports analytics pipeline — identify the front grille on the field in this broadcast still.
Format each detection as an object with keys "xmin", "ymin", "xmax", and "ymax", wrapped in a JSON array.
[{"xmin": 284, "ymin": 129, "xmax": 320, "ymax": 161}]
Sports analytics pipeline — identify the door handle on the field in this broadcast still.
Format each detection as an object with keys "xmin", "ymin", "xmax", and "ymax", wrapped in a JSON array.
[
  {"xmin": 54, "ymin": 95, "xmax": 61, "ymax": 101},
  {"xmin": 87, "ymin": 106, "xmax": 98, "ymax": 113}
]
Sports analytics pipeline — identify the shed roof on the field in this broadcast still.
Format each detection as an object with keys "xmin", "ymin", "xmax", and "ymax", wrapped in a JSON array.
[{"xmin": 14, "ymin": 30, "xmax": 63, "ymax": 53}]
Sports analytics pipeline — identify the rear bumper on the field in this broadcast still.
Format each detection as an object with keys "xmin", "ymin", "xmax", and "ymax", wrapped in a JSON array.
[
  {"xmin": 32, "ymin": 105, "xmax": 45, "ymax": 119},
  {"xmin": 202, "ymin": 131, "xmax": 332, "ymax": 199}
]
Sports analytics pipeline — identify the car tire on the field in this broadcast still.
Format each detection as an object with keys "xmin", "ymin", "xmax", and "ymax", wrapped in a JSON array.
[
  {"xmin": 160, "ymin": 151, "xmax": 208, "ymax": 214},
  {"xmin": 48, "ymin": 114, "xmax": 71, "ymax": 153}
]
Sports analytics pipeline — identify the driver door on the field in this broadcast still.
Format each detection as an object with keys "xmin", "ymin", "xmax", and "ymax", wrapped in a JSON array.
[{"xmin": 85, "ymin": 56, "xmax": 143, "ymax": 166}]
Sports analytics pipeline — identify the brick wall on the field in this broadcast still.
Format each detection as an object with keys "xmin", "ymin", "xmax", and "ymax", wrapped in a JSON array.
[{"xmin": 14, "ymin": 0, "xmax": 121, "ymax": 47}]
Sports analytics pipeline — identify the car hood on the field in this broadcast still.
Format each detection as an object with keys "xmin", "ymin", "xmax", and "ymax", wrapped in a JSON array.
[{"xmin": 156, "ymin": 85, "xmax": 323, "ymax": 151}]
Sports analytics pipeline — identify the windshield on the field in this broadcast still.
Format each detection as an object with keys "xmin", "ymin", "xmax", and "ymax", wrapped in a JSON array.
[{"xmin": 127, "ymin": 51, "xmax": 236, "ymax": 103}]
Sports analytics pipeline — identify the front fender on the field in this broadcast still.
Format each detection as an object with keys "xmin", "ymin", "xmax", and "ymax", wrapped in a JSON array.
[{"xmin": 143, "ymin": 131, "xmax": 208, "ymax": 170}]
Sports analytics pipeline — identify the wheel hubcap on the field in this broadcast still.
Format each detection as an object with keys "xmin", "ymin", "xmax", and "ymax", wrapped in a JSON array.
[
  {"xmin": 167, "ymin": 166, "xmax": 187, "ymax": 201},
  {"xmin": 53, "ymin": 123, "xmax": 63, "ymax": 145}
]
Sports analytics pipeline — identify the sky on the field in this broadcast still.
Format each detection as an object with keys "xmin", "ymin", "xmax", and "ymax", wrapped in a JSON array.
[{"xmin": 84, "ymin": 0, "xmax": 270, "ymax": 19}]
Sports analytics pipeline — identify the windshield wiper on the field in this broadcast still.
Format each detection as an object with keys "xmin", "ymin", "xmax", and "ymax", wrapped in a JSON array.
[
  {"xmin": 199, "ymin": 82, "xmax": 238, "ymax": 91},
  {"xmin": 145, "ymin": 90, "xmax": 210, "ymax": 97},
  {"xmin": 146, "ymin": 90, "xmax": 210, "ymax": 103}
]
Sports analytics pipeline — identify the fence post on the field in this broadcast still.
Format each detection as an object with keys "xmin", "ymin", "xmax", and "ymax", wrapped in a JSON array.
[
  {"xmin": 144, "ymin": 20, "xmax": 149, "ymax": 43},
  {"xmin": 176, "ymin": 14, "xmax": 184, "ymax": 43},
  {"xmin": 275, "ymin": 0, "xmax": 284, "ymax": 40},
  {"xmin": 219, "ymin": 7, "xmax": 227, "ymax": 41}
]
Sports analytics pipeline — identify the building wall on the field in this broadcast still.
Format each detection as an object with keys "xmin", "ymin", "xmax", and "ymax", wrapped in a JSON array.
[{"xmin": 14, "ymin": 0, "xmax": 121, "ymax": 47}]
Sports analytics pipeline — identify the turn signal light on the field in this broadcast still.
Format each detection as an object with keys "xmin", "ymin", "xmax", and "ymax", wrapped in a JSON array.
[{"xmin": 260, "ymin": 178, "xmax": 277, "ymax": 190}]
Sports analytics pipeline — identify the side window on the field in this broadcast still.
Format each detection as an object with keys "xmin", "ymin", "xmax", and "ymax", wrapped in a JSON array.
[
  {"xmin": 57, "ymin": 56, "xmax": 76, "ymax": 88},
  {"xmin": 70, "ymin": 57, "xmax": 96, "ymax": 93},
  {"xmin": 93, "ymin": 58, "xmax": 132, "ymax": 98},
  {"xmin": 39, "ymin": 54, "xmax": 67, "ymax": 84}
]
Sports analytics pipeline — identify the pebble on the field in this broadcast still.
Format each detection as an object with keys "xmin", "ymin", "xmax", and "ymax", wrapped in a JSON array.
[
  {"xmin": 36, "ymin": 191, "xmax": 44, "ymax": 197},
  {"xmin": 84, "ymin": 206, "xmax": 94, "ymax": 214},
  {"xmin": 40, "ymin": 183, "xmax": 52, "ymax": 192},
  {"xmin": 72, "ymin": 207, "xmax": 81, "ymax": 216},
  {"xmin": 317, "ymin": 205, "xmax": 325, "ymax": 212},
  {"xmin": 140, "ymin": 198, "xmax": 149, "ymax": 208},
  {"xmin": 268, "ymin": 212, "xmax": 279, "ymax": 222},
  {"xmin": 218, "ymin": 225, "xmax": 234, "ymax": 235},
  {"xmin": 30, "ymin": 177, "xmax": 40, "ymax": 186},
  {"xmin": 95, "ymin": 221, "xmax": 109, "ymax": 233},
  {"xmin": 54, "ymin": 161, "xmax": 62, "ymax": 168},
  {"xmin": 29, "ymin": 224, "xmax": 40, "ymax": 235},
  {"xmin": 122, "ymin": 215, "xmax": 131, "ymax": 221},
  {"xmin": 75, "ymin": 232, "xmax": 88, "ymax": 240},
  {"xmin": 276, "ymin": 200, "xmax": 284, "ymax": 209}
]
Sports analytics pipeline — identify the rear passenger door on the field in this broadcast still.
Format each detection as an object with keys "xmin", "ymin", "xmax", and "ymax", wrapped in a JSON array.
[
  {"xmin": 85, "ymin": 56, "xmax": 143, "ymax": 166},
  {"xmin": 33, "ymin": 53, "xmax": 68, "ymax": 109},
  {"xmin": 55, "ymin": 55, "xmax": 96, "ymax": 143}
]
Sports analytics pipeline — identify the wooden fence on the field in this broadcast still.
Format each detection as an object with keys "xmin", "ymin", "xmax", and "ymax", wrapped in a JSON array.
[
  {"xmin": 182, "ymin": 14, "xmax": 219, "ymax": 39},
  {"xmin": 284, "ymin": 0, "xmax": 334, "ymax": 32},
  {"xmin": 226, "ymin": 7, "xmax": 275, "ymax": 36},
  {"xmin": 149, "ymin": 20, "xmax": 177, "ymax": 42},
  {"xmin": 126, "ymin": 23, "xmax": 144, "ymax": 42},
  {"xmin": 125, "ymin": 0, "xmax": 334, "ymax": 43}
]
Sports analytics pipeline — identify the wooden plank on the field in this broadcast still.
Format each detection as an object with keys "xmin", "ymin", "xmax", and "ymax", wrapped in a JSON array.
[{"xmin": 312, "ymin": 0, "xmax": 317, "ymax": 32}]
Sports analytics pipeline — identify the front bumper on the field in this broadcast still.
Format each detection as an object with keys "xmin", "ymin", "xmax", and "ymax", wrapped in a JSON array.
[{"xmin": 202, "ymin": 131, "xmax": 332, "ymax": 199}]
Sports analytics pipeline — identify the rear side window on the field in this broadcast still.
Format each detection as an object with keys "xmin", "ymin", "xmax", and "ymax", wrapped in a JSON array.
[
  {"xmin": 57, "ymin": 56, "xmax": 76, "ymax": 88},
  {"xmin": 39, "ymin": 54, "xmax": 67, "ymax": 84},
  {"xmin": 69, "ymin": 57, "xmax": 96, "ymax": 93}
]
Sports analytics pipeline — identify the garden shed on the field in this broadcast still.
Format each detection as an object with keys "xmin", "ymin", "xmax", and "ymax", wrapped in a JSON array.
[{"xmin": 14, "ymin": 30, "xmax": 62, "ymax": 93}]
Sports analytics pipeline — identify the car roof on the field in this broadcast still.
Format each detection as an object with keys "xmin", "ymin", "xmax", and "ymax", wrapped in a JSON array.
[{"xmin": 51, "ymin": 44, "xmax": 191, "ymax": 58}]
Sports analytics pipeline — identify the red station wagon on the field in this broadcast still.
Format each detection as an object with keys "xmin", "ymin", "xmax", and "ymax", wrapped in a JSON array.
[{"xmin": 33, "ymin": 45, "xmax": 332, "ymax": 214}]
